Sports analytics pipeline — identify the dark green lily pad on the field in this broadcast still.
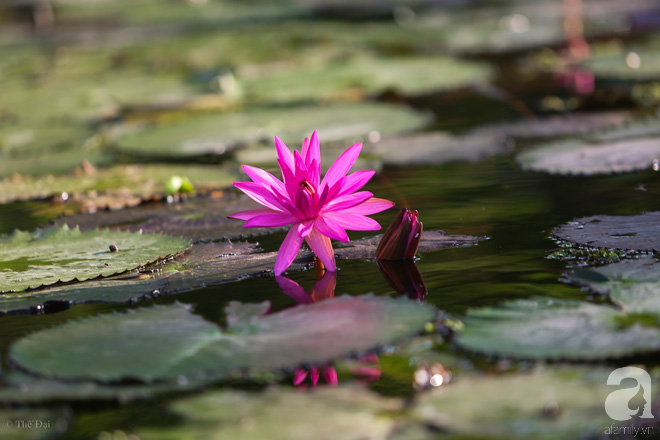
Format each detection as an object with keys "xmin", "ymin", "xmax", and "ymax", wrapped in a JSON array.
[
  {"xmin": 0, "ymin": 164, "xmax": 238, "ymax": 205},
  {"xmin": 516, "ymin": 136, "xmax": 660, "ymax": 175},
  {"xmin": 55, "ymin": 195, "xmax": 276, "ymax": 242},
  {"xmin": 0, "ymin": 225, "xmax": 189, "ymax": 292},
  {"xmin": 115, "ymin": 102, "xmax": 431, "ymax": 159},
  {"xmin": 454, "ymin": 297, "xmax": 660, "ymax": 360},
  {"xmin": 553, "ymin": 212, "xmax": 660, "ymax": 252},
  {"xmin": 365, "ymin": 132, "xmax": 512, "ymax": 166},
  {"xmin": 137, "ymin": 386, "xmax": 401, "ymax": 440},
  {"xmin": 10, "ymin": 296, "xmax": 436, "ymax": 381},
  {"xmin": 414, "ymin": 366, "xmax": 642, "ymax": 440},
  {"xmin": 241, "ymin": 54, "xmax": 493, "ymax": 103},
  {"xmin": 471, "ymin": 111, "xmax": 635, "ymax": 139}
]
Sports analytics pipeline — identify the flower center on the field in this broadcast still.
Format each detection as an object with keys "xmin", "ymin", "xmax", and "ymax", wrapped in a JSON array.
[{"xmin": 296, "ymin": 180, "xmax": 318, "ymax": 219}]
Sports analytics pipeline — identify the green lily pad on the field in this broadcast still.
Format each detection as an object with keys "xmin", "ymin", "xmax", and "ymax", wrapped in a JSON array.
[
  {"xmin": 567, "ymin": 257, "xmax": 660, "ymax": 315},
  {"xmin": 0, "ymin": 225, "xmax": 189, "ymax": 292},
  {"xmin": 137, "ymin": 386, "xmax": 401, "ymax": 440},
  {"xmin": 413, "ymin": 366, "xmax": 647, "ymax": 440},
  {"xmin": 0, "ymin": 372, "xmax": 204, "ymax": 404},
  {"xmin": 454, "ymin": 297, "xmax": 660, "ymax": 360},
  {"xmin": 241, "ymin": 54, "xmax": 493, "ymax": 103},
  {"xmin": 553, "ymin": 212, "xmax": 660, "ymax": 252},
  {"xmin": 365, "ymin": 131, "xmax": 512, "ymax": 166},
  {"xmin": 10, "ymin": 296, "xmax": 436, "ymax": 381},
  {"xmin": 55, "ymin": 195, "xmax": 277, "ymax": 242},
  {"xmin": 0, "ymin": 164, "xmax": 237, "ymax": 205},
  {"xmin": 115, "ymin": 102, "xmax": 431, "ymax": 159}
]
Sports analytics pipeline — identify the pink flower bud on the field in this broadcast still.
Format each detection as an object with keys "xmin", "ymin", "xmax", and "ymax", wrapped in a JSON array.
[{"xmin": 375, "ymin": 209, "xmax": 422, "ymax": 260}]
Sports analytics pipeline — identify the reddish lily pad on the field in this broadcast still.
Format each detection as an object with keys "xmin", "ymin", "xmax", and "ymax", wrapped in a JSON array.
[
  {"xmin": 10, "ymin": 296, "xmax": 436, "ymax": 381},
  {"xmin": 553, "ymin": 212, "xmax": 660, "ymax": 252}
]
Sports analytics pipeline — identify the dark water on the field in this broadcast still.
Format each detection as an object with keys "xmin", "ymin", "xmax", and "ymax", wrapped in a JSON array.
[{"xmin": 2, "ymin": 150, "xmax": 660, "ymax": 436}]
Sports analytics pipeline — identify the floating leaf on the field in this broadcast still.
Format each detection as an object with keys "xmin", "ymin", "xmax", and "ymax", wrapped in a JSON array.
[
  {"xmin": 336, "ymin": 230, "xmax": 484, "ymax": 260},
  {"xmin": 365, "ymin": 132, "xmax": 511, "ymax": 166},
  {"xmin": 137, "ymin": 386, "xmax": 400, "ymax": 440},
  {"xmin": 0, "ymin": 164, "xmax": 237, "ymax": 206},
  {"xmin": 11, "ymin": 296, "xmax": 436, "ymax": 381},
  {"xmin": 55, "ymin": 195, "xmax": 276, "ymax": 242},
  {"xmin": 553, "ymin": 212, "xmax": 660, "ymax": 252},
  {"xmin": 516, "ymin": 136, "xmax": 660, "ymax": 175},
  {"xmin": 471, "ymin": 111, "xmax": 635, "ymax": 139},
  {"xmin": 241, "ymin": 55, "xmax": 493, "ymax": 103},
  {"xmin": 0, "ymin": 225, "xmax": 189, "ymax": 292},
  {"xmin": 115, "ymin": 102, "xmax": 431, "ymax": 159},
  {"xmin": 413, "ymin": 366, "xmax": 641, "ymax": 440},
  {"xmin": 454, "ymin": 297, "xmax": 660, "ymax": 360}
]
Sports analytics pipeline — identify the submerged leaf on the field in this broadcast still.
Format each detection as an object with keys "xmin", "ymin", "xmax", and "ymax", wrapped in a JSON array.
[{"xmin": 11, "ymin": 297, "xmax": 436, "ymax": 382}]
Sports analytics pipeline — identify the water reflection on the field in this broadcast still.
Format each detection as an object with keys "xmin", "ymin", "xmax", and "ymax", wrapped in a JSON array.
[
  {"xmin": 275, "ymin": 270, "xmax": 381, "ymax": 387},
  {"xmin": 377, "ymin": 260, "xmax": 427, "ymax": 300}
]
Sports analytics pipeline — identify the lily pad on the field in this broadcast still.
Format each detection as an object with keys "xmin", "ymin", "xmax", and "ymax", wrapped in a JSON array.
[
  {"xmin": 0, "ymin": 225, "xmax": 189, "ymax": 292},
  {"xmin": 10, "ymin": 296, "xmax": 436, "ymax": 381},
  {"xmin": 0, "ymin": 164, "xmax": 238, "ymax": 205},
  {"xmin": 471, "ymin": 111, "xmax": 635, "ymax": 139},
  {"xmin": 336, "ymin": 230, "xmax": 484, "ymax": 260},
  {"xmin": 241, "ymin": 54, "xmax": 493, "ymax": 103},
  {"xmin": 413, "ymin": 366, "xmax": 645, "ymax": 440},
  {"xmin": 137, "ymin": 386, "xmax": 401, "ymax": 440},
  {"xmin": 454, "ymin": 297, "xmax": 660, "ymax": 360},
  {"xmin": 55, "ymin": 195, "xmax": 277, "ymax": 242},
  {"xmin": 365, "ymin": 131, "xmax": 512, "ymax": 166},
  {"xmin": 516, "ymin": 136, "xmax": 660, "ymax": 175},
  {"xmin": 115, "ymin": 102, "xmax": 431, "ymax": 159},
  {"xmin": 553, "ymin": 212, "xmax": 660, "ymax": 252}
]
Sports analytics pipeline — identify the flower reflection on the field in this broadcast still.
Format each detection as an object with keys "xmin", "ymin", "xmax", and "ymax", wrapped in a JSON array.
[{"xmin": 275, "ymin": 270, "xmax": 381, "ymax": 387}]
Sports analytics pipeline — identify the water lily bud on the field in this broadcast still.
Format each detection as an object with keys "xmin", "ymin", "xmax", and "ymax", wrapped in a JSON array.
[{"xmin": 375, "ymin": 209, "xmax": 422, "ymax": 260}]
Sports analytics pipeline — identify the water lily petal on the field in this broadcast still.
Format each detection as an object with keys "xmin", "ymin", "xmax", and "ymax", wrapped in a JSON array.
[
  {"xmin": 243, "ymin": 165, "xmax": 286, "ymax": 194},
  {"xmin": 305, "ymin": 227, "xmax": 336, "ymax": 271},
  {"xmin": 314, "ymin": 216, "xmax": 349, "ymax": 242},
  {"xmin": 323, "ymin": 212, "xmax": 381, "ymax": 231},
  {"xmin": 307, "ymin": 130, "xmax": 321, "ymax": 186},
  {"xmin": 228, "ymin": 208, "xmax": 279, "ymax": 221},
  {"xmin": 310, "ymin": 367, "xmax": 320, "ymax": 386},
  {"xmin": 336, "ymin": 170, "xmax": 375, "ymax": 198},
  {"xmin": 233, "ymin": 181, "xmax": 286, "ymax": 212},
  {"xmin": 320, "ymin": 143, "xmax": 362, "ymax": 191},
  {"xmin": 244, "ymin": 211, "xmax": 299, "ymax": 228},
  {"xmin": 343, "ymin": 197, "xmax": 395, "ymax": 215},
  {"xmin": 321, "ymin": 191, "xmax": 373, "ymax": 213},
  {"xmin": 297, "ymin": 219, "xmax": 314, "ymax": 237},
  {"xmin": 274, "ymin": 136, "xmax": 294, "ymax": 174},
  {"xmin": 274, "ymin": 226, "xmax": 304, "ymax": 275}
]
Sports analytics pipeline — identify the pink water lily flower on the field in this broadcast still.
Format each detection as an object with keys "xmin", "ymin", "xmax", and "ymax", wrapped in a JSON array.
[{"xmin": 229, "ymin": 130, "xmax": 394, "ymax": 275}]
